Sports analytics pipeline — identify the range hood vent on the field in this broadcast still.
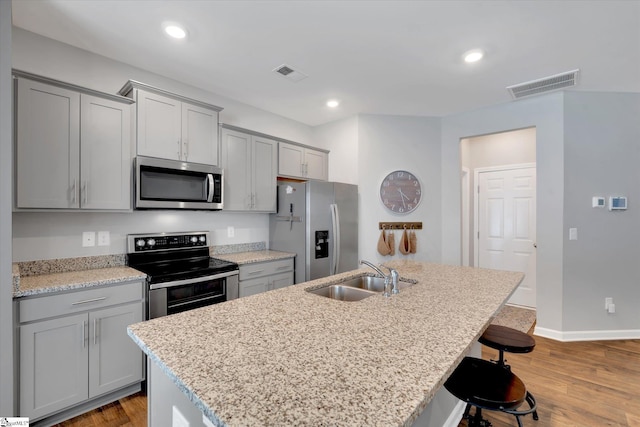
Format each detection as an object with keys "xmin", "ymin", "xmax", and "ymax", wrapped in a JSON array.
[
  {"xmin": 273, "ymin": 64, "xmax": 308, "ymax": 83},
  {"xmin": 507, "ymin": 69, "xmax": 580, "ymax": 99}
]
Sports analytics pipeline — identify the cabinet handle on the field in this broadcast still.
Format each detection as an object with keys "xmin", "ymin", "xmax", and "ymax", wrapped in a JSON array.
[
  {"xmin": 177, "ymin": 140, "xmax": 181, "ymax": 160},
  {"xmin": 93, "ymin": 318, "xmax": 98, "ymax": 345},
  {"xmin": 71, "ymin": 296, "xmax": 107, "ymax": 306},
  {"xmin": 82, "ymin": 320, "xmax": 87, "ymax": 348},
  {"xmin": 82, "ymin": 181, "xmax": 88, "ymax": 206},
  {"xmin": 70, "ymin": 179, "xmax": 77, "ymax": 204},
  {"xmin": 300, "ymin": 163, "xmax": 304, "ymax": 175},
  {"xmin": 305, "ymin": 163, "xmax": 309, "ymax": 176},
  {"xmin": 184, "ymin": 139, "xmax": 188, "ymax": 161},
  {"xmin": 276, "ymin": 265, "xmax": 290, "ymax": 271}
]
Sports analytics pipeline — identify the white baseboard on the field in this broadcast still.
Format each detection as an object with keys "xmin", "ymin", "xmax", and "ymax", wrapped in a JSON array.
[
  {"xmin": 534, "ymin": 326, "xmax": 640, "ymax": 342},
  {"xmin": 442, "ymin": 401, "xmax": 466, "ymax": 427}
]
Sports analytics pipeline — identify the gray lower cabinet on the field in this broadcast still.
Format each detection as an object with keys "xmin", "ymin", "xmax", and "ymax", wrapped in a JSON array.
[
  {"xmin": 18, "ymin": 281, "xmax": 144, "ymax": 422},
  {"xmin": 238, "ymin": 258, "xmax": 294, "ymax": 298}
]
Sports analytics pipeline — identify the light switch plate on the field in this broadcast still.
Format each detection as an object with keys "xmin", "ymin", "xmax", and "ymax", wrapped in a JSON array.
[
  {"xmin": 82, "ymin": 231, "xmax": 95, "ymax": 247},
  {"xmin": 569, "ymin": 228, "xmax": 578, "ymax": 241},
  {"xmin": 227, "ymin": 226, "xmax": 235, "ymax": 238}
]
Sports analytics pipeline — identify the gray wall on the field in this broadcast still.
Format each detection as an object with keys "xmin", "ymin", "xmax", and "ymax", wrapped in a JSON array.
[
  {"xmin": 0, "ymin": 0, "xmax": 13, "ymax": 415},
  {"xmin": 357, "ymin": 114, "xmax": 442, "ymax": 264},
  {"xmin": 441, "ymin": 93, "xmax": 565, "ymax": 332},
  {"xmin": 562, "ymin": 91, "xmax": 640, "ymax": 332}
]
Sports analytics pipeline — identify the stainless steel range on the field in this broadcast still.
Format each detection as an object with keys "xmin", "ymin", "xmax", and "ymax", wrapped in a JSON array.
[{"xmin": 126, "ymin": 231, "xmax": 239, "ymax": 319}]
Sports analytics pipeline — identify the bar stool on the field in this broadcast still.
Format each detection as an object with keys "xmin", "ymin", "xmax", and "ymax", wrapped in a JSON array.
[
  {"xmin": 479, "ymin": 324, "xmax": 539, "ymax": 422},
  {"xmin": 444, "ymin": 356, "xmax": 530, "ymax": 427}
]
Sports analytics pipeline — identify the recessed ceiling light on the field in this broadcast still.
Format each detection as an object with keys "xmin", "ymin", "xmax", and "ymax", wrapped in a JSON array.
[
  {"xmin": 463, "ymin": 49, "xmax": 484, "ymax": 63},
  {"xmin": 326, "ymin": 100, "xmax": 340, "ymax": 108},
  {"xmin": 163, "ymin": 24, "xmax": 187, "ymax": 39}
]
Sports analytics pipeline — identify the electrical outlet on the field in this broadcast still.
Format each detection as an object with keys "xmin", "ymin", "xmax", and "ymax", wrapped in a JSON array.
[
  {"xmin": 97, "ymin": 231, "xmax": 110, "ymax": 246},
  {"xmin": 227, "ymin": 226, "xmax": 235, "ymax": 238},
  {"xmin": 82, "ymin": 231, "xmax": 95, "ymax": 247}
]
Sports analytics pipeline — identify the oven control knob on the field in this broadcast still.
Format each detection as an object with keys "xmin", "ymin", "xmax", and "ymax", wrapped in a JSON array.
[
  {"xmin": 136, "ymin": 239, "xmax": 146, "ymax": 248},
  {"xmin": 190, "ymin": 236, "xmax": 198, "ymax": 243},
  {"xmin": 147, "ymin": 238, "xmax": 156, "ymax": 247},
  {"xmin": 199, "ymin": 235, "xmax": 206, "ymax": 243}
]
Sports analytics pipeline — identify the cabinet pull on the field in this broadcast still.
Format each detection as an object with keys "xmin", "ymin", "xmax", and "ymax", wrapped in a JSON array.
[
  {"xmin": 248, "ymin": 270, "xmax": 265, "ymax": 276},
  {"xmin": 82, "ymin": 320, "xmax": 87, "ymax": 348},
  {"xmin": 300, "ymin": 163, "xmax": 304, "ymax": 175},
  {"xmin": 184, "ymin": 139, "xmax": 188, "ymax": 161},
  {"xmin": 93, "ymin": 318, "xmax": 98, "ymax": 345},
  {"xmin": 82, "ymin": 181, "xmax": 88, "ymax": 206},
  {"xmin": 276, "ymin": 265, "xmax": 290, "ymax": 271},
  {"xmin": 70, "ymin": 179, "xmax": 77, "ymax": 204},
  {"xmin": 177, "ymin": 140, "xmax": 181, "ymax": 159},
  {"xmin": 71, "ymin": 296, "xmax": 107, "ymax": 306}
]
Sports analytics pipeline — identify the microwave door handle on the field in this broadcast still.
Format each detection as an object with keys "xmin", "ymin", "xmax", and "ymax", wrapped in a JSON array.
[{"xmin": 207, "ymin": 174, "xmax": 214, "ymax": 202}]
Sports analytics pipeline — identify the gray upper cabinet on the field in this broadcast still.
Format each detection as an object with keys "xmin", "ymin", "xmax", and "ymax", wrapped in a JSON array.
[
  {"xmin": 119, "ymin": 81, "xmax": 223, "ymax": 166},
  {"xmin": 15, "ymin": 72, "xmax": 132, "ymax": 210},
  {"xmin": 220, "ymin": 127, "xmax": 277, "ymax": 212},
  {"xmin": 278, "ymin": 141, "xmax": 328, "ymax": 181}
]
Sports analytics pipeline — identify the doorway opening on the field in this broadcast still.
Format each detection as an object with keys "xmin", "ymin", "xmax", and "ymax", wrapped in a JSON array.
[{"xmin": 460, "ymin": 127, "xmax": 537, "ymax": 308}]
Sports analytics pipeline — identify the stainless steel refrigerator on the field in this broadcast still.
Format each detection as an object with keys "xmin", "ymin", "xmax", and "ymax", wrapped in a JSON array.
[{"xmin": 269, "ymin": 180, "xmax": 358, "ymax": 284}]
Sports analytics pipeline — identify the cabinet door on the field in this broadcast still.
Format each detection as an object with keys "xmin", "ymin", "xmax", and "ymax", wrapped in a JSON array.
[
  {"xmin": 270, "ymin": 271, "xmax": 294, "ymax": 290},
  {"xmin": 182, "ymin": 103, "xmax": 218, "ymax": 165},
  {"xmin": 16, "ymin": 78, "xmax": 80, "ymax": 208},
  {"xmin": 80, "ymin": 94, "xmax": 132, "ymax": 209},
  {"xmin": 252, "ymin": 136, "xmax": 277, "ymax": 212},
  {"xmin": 278, "ymin": 142, "xmax": 305, "ymax": 178},
  {"xmin": 305, "ymin": 149, "xmax": 328, "ymax": 181},
  {"xmin": 136, "ymin": 90, "xmax": 181, "ymax": 161},
  {"xmin": 20, "ymin": 313, "xmax": 89, "ymax": 420},
  {"xmin": 239, "ymin": 276, "xmax": 270, "ymax": 298},
  {"xmin": 220, "ymin": 128, "xmax": 252, "ymax": 210},
  {"xmin": 88, "ymin": 302, "xmax": 143, "ymax": 398}
]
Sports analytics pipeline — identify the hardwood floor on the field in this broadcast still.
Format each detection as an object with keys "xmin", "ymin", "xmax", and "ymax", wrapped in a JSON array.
[
  {"xmin": 56, "ymin": 337, "xmax": 640, "ymax": 426},
  {"xmin": 457, "ymin": 336, "xmax": 640, "ymax": 427}
]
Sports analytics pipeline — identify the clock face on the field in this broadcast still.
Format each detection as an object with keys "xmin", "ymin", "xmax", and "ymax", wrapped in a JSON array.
[{"xmin": 379, "ymin": 170, "xmax": 422, "ymax": 214}]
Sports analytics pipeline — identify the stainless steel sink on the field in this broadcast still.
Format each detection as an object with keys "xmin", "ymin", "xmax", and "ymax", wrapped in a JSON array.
[
  {"xmin": 306, "ymin": 285, "xmax": 377, "ymax": 301},
  {"xmin": 339, "ymin": 275, "xmax": 413, "ymax": 292}
]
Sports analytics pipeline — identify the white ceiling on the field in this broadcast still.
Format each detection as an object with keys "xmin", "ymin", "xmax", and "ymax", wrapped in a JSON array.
[{"xmin": 11, "ymin": 0, "xmax": 640, "ymax": 127}]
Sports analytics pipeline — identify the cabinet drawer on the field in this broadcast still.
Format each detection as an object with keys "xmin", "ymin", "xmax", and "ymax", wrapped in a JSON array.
[
  {"xmin": 19, "ymin": 280, "xmax": 144, "ymax": 323},
  {"xmin": 239, "ymin": 258, "xmax": 293, "ymax": 280}
]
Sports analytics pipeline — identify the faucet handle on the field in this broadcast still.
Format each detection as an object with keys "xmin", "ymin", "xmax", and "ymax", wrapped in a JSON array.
[
  {"xmin": 383, "ymin": 276, "xmax": 392, "ymax": 297},
  {"xmin": 389, "ymin": 268, "xmax": 400, "ymax": 294}
]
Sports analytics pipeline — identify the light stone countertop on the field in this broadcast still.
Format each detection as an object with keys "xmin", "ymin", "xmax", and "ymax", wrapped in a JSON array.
[
  {"xmin": 213, "ymin": 250, "xmax": 295, "ymax": 265},
  {"xmin": 127, "ymin": 260, "xmax": 523, "ymax": 427},
  {"xmin": 13, "ymin": 266, "xmax": 147, "ymax": 298}
]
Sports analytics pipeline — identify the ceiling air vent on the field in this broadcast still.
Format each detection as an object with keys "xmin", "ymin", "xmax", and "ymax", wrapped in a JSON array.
[
  {"xmin": 273, "ymin": 64, "xmax": 308, "ymax": 83},
  {"xmin": 507, "ymin": 69, "xmax": 580, "ymax": 99}
]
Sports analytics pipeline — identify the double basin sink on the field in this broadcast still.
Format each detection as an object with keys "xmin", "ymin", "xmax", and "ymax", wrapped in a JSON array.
[{"xmin": 306, "ymin": 275, "xmax": 413, "ymax": 302}]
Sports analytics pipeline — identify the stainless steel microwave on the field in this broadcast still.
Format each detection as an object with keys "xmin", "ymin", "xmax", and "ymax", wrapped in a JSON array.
[{"xmin": 135, "ymin": 156, "xmax": 223, "ymax": 210}]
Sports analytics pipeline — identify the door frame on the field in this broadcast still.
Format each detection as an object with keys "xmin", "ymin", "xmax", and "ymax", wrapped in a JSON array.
[
  {"xmin": 473, "ymin": 162, "xmax": 536, "ymax": 267},
  {"xmin": 461, "ymin": 167, "xmax": 470, "ymax": 266}
]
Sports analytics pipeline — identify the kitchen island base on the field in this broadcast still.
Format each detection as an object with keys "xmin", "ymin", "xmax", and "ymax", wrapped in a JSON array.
[{"xmin": 146, "ymin": 343, "xmax": 481, "ymax": 427}]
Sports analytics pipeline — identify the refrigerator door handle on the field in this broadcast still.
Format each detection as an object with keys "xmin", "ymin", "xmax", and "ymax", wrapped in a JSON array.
[{"xmin": 330, "ymin": 203, "xmax": 340, "ymax": 275}]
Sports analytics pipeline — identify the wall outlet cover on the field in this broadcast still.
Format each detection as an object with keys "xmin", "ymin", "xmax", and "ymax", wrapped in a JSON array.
[
  {"xmin": 82, "ymin": 231, "xmax": 95, "ymax": 247},
  {"xmin": 97, "ymin": 231, "xmax": 110, "ymax": 246}
]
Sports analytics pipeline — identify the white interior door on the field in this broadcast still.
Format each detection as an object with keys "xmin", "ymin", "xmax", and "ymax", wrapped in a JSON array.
[{"xmin": 476, "ymin": 165, "xmax": 536, "ymax": 307}]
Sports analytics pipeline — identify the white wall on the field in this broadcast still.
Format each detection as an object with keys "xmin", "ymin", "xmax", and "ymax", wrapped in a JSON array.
[
  {"xmin": 357, "ymin": 114, "xmax": 442, "ymax": 264},
  {"xmin": 11, "ymin": 28, "xmax": 315, "ymax": 261},
  {"xmin": 441, "ymin": 93, "xmax": 565, "ymax": 333},
  {"xmin": 0, "ymin": 0, "xmax": 14, "ymax": 415}
]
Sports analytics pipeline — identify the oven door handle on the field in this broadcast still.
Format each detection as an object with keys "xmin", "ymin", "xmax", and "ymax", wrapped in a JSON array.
[{"xmin": 149, "ymin": 271, "xmax": 239, "ymax": 290}]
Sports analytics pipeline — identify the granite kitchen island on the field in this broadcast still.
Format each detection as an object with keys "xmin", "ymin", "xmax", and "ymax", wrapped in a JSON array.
[{"xmin": 127, "ymin": 260, "xmax": 523, "ymax": 427}]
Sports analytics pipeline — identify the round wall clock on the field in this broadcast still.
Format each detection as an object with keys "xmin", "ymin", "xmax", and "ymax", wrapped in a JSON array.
[{"xmin": 379, "ymin": 170, "xmax": 422, "ymax": 214}]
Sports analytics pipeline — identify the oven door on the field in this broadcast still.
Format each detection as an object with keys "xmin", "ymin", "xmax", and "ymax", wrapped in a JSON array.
[{"xmin": 148, "ymin": 272, "xmax": 238, "ymax": 319}]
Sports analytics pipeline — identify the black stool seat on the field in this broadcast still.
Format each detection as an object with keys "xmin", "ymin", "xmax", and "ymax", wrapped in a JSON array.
[
  {"xmin": 479, "ymin": 324, "xmax": 536, "ymax": 355},
  {"xmin": 445, "ymin": 357, "xmax": 526, "ymax": 411}
]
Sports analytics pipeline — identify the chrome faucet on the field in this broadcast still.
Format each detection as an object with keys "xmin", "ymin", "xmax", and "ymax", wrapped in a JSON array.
[{"xmin": 360, "ymin": 260, "xmax": 400, "ymax": 296}]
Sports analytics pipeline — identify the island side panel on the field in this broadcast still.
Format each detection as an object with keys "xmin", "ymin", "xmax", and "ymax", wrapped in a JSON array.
[{"xmin": 149, "ymin": 360, "xmax": 211, "ymax": 427}]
